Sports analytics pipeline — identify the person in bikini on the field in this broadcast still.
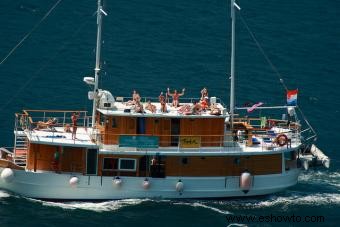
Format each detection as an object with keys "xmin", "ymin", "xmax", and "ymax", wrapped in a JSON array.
[
  {"xmin": 200, "ymin": 87, "xmax": 208, "ymax": 101},
  {"xmin": 71, "ymin": 112, "xmax": 80, "ymax": 139},
  {"xmin": 145, "ymin": 100, "xmax": 156, "ymax": 113},
  {"xmin": 159, "ymin": 92, "xmax": 167, "ymax": 112},
  {"xmin": 167, "ymin": 88, "xmax": 185, "ymax": 107}
]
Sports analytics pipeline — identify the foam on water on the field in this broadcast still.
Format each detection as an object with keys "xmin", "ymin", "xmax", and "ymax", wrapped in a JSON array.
[
  {"xmin": 0, "ymin": 190, "xmax": 10, "ymax": 198},
  {"xmin": 298, "ymin": 170, "xmax": 340, "ymax": 189},
  {"xmin": 173, "ymin": 201, "xmax": 232, "ymax": 215},
  {"xmin": 29, "ymin": 198, "xmax": 150, "ymax": 212}
]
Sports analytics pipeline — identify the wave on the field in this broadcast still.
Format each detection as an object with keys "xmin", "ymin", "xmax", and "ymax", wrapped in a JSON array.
[
  {"xmin": 298, "ymin": 170, "xmax": 340, "ymax": 188},
  {"xmin": 0, "ymin": 190, "xmax": 10, "ymax": 198},
  {"xmin": 173, "ymin": 201, "xmax": 232, "ymax": 215},
  {"xmin": 29, "ymin": 198, "xmax": 150, "ymax": 212}
]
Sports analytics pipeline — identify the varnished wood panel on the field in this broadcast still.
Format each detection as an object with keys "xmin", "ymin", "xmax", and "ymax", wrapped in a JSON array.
[
  {"xmin": 165, "ymin": 154, "xmax": 282, "ymax": 176},
  {"xmin": 27, "ymin": 144, "xmax": 85, "ymax": 173}
]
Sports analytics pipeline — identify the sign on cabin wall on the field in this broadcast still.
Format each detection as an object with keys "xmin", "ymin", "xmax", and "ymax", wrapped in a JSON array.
[
  {"xmin": 119, "ymin": 135, "xmax": 159, "ymax": 148},
  {"xmin": 179, "ymin": 136, "xmax": 201, "ymax": 148}
]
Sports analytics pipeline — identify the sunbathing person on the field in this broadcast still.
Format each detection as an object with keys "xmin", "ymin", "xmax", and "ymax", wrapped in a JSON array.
[
  {"xmin": 159, "ymin": 92, "xmax": 167, "ymax": 112},
  {"xmin": 167, "ymin": 88, "xmax": 185, "ymax": 107},
  {"xmin": 127, "ymin": 90, "xmax": 141, "ymax": 105},
  {"xmin": 200, "ymin": 87, "xmax": 208, "ymax": 101},
  {"xmin": 191, "ymin": 101, "xmax": 202, "ymax": 115},
  {"xmin": 145, "ymin": 100, "xmax": 157, "ymax": 113},
  {"xmin": 134, "ymin": 101, "xmax": 144, "ymax": 113},
  {"xmin": 200, "ymin": 97, "xmax": 209, "ymax": 110},
  {"xmin": 210, "ymin": 103, "xmax": 221, "ymax": 115},
  {"xmin": 34, "ymin": 118, "xmax": 57, "ymax": 130}
]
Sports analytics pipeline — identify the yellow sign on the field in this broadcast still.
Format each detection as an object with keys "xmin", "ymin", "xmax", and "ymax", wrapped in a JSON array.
[{"xmin": 179, "ymin": 136, "xmax": 201, "ymax": 148}]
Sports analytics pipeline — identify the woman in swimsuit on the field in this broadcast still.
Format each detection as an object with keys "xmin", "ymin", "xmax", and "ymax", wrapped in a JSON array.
[
  {"xmin": 71, "ymin": 112, "xmax": 79, "ymax": 139},
  {"xmin": 159, "ymin": 92, "xmax": 167, "ymax": 112}
]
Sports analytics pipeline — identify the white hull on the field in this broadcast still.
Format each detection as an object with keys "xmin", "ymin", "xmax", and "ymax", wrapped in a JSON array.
[{"xmin": 0, "ymin": 168, "xmax": 300, "ymax": 200}]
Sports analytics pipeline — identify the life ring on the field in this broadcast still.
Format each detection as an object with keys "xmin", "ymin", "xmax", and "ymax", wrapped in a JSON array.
[{"xmin": 276, "ymin": 134, "xmax": 288, "ymax": 147}]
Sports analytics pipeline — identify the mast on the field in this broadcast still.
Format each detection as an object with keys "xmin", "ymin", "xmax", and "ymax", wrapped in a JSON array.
[
  {"xmin": 229, "ymin": 0, "xmax": 240, "ymax": 130},
  {"xmin": 91, "ymin": 0, "xmax": 104, "ymax": 127}
]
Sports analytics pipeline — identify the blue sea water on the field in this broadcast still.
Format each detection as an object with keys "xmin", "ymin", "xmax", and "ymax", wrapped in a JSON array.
[{"xmin": 0, "ymin": 0, "xmax": 339, "ymax": 226}]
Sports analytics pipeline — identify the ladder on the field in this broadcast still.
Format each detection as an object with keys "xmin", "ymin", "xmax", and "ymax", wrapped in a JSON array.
[{"xmin": 14, "ymin": 114, "xmax": 28, "ymax": 167}]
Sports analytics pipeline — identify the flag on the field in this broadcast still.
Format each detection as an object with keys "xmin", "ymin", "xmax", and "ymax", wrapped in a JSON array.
[
  {"xmin": 247, "ymin": 102, "xmax": 263, "ymax": 113},
  {"xmin": 287, "ymin": 89, "xmax": 298, "ymax": 106}
]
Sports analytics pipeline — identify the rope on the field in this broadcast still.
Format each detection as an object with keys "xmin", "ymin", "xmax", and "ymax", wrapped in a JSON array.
[
  {"xmin": 238, "ymin": 12, "xmax": 317, "ymax": 141},
  {"xmin": 0, "ymin": 13, "xmax": 94, "ymax": 112},
  {"xmin": 238, "ymin": 13, "xmax": 288, "ymax": 92},
  {"xmin": 0, "ymin": 0, "xmax": 63, "ymax": 65}
]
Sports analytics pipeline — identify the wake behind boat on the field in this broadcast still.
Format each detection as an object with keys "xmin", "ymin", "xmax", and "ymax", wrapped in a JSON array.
[{"xmin": 0, "ymin": 0, "xmax": 329, "ymax": 200}]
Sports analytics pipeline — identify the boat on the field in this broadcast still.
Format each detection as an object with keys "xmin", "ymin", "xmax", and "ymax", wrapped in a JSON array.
[{"xmin": 0, "ymin": 0, "xmax": 329, "ymax": 200}]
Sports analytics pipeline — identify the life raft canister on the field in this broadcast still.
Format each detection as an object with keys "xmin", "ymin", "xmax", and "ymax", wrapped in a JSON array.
[{"xmin": 276, "ymin": 134, "xmax": 288, "ymax": 147}]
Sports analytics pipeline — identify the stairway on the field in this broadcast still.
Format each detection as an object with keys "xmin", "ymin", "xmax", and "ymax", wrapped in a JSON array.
[{"xmin": 14, "ymin": 130, "xmax": 28, "ymax": 167}]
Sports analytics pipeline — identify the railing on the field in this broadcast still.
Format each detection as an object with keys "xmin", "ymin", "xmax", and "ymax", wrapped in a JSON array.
[
  {"xmin": 97, "ymin": 131, "xmax": 300, "ymax": 152},
  {"xmin": 115, "ymin": 96, "xmax": 226, "ymax": 107},
  {"xmin": 13, "ymin": 109, "xmax": 302, "ymax": 153},
  {"xmin": 17, "ymin": 110, "xmax": 91, "ymax": 132}
]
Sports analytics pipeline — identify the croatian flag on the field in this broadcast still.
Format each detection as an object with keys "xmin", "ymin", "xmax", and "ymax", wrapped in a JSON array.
[
  {"xmin": 247, "ymin": 102, "xmax": 263, "ymax": 113},
  {"xmin": 287, "ymin": 89, "xmax": 298, "ymax": 106}
]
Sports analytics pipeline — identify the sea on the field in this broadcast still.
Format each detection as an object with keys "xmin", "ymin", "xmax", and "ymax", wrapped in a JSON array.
[{"xmin": 0, "ymin": 0, "xmax": 339, "ymax": 226}]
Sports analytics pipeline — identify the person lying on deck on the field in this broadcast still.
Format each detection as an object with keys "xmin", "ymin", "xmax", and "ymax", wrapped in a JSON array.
[
  {"xmin": 210, "ymin": 103, "xmax": 221, "ymax": 115},
  {"xmin": 145, "ymin": 100, "xmax": 156, "ymax": 113},
  {"xmin": 127, "ymin": 90, "xmax": 141, "ymax": 105},
  {"xmin": 34, "ymin": 118, "xmax": 58, "ymax": 130}
]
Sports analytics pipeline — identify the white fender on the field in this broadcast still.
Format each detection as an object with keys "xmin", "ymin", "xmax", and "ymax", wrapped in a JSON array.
[
  {"xmin": 113, "ymin": 177, "xmax": 122, "ymax": 187},
  {"xmin": 240, "ymin": 172, "xmax": 252, "ymax": 193},
  {"xmin": 142, "ymin": 179, "xmax": 150, "ymax": 189},
  {"xmin": 1, "ymin": 168, "xmax": 14, "ymax": 183},
  {"xmin": 69, "ymin": 177, "xmax": 79, "ymax": 187},
  {"xmin": 176, "ymin": 180, "xmax": 184, "ymax": 193}
]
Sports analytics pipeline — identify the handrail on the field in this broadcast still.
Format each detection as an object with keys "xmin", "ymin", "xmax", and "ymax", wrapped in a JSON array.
[
  {"xmin": 115, "ymin": 96, "xmax": 226, "ymax": 107},
  {"xmin": 23, "ymin": 109, "xmax": 88, "ymax": 113}
]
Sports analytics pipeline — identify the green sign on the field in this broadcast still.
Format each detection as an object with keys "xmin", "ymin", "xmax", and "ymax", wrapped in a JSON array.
[{"xmin": 119, "ymin": 135, "xmax": 159, "ymax": 148}]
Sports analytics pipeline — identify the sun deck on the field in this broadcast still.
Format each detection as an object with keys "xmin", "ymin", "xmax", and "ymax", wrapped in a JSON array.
[
  {"xmin": 98, "ymin": 101, "xmax": 227, "ymax": 118},
  {"xmin": 24, "ymin": 127, "xmax": 97, "ymax": 148}
]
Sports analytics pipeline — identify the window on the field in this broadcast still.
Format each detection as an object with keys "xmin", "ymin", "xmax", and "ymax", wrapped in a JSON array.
[
  {"xmin": 103, "ymin": 158, "xmax": 118, "ymax": 170},
  {"xmin": 112, "ymin": 117, "xmax": 118, "ymax": 128},
  {"xmin": 119, "ymin": 158, "xmax": 137, "ymax": 171}
]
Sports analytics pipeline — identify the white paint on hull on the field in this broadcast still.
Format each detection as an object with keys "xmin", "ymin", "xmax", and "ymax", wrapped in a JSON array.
[{"xmin": 0, "ymin": 168, "xmax": 300, "ymax": 200}]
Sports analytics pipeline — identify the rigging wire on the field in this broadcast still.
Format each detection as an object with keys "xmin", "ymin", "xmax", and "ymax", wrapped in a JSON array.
[
  {"xmin": 0, "ymin": 0, "xmax": 63, "ymax": 65},
  {"xmin": 238, "ymin": 12, "xmax": 317, "ymax": 140},
  {"xmin": 238, "ymin": 13, "xmax": 288, "ymax": 92},
  {"xmin": 0, "ymin": 13, "xmax": 95, "ymax": 112}
]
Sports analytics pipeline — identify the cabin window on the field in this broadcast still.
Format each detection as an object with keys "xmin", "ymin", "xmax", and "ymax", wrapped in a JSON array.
[
  {"xmin": 103, "ymin": 158, "xmax": 118, "ymax": 170},
  {"xmin": 112, "ymin": 117, "xmax": 118, "ymax": 128},
  {"xmin": 119, "ymin": 158, "xmax": 137, "ymax": 171}
]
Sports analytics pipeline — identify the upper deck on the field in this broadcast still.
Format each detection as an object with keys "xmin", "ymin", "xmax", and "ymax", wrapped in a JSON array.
[
  {"xmin": 15, "ymin": 108, "xmax": 302, "ymax": 155},
  {"xmin": 96, "ymin": 95, "xmax": 227, "ymax": 118}
]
